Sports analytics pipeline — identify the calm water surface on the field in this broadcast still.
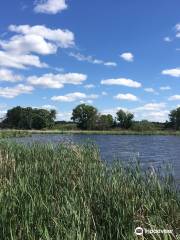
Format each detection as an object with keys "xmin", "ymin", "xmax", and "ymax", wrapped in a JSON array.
[{"xmin": 13, "ymin": 134, "xmax": 180, "ymax": 184}]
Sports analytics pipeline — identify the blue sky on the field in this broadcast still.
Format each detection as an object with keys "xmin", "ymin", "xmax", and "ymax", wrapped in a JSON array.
[{"xmin": 0, "ymin": 0, "xmax": 180, "ymax": 121}]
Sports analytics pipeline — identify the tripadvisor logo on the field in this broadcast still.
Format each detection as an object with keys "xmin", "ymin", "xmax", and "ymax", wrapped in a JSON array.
[
  {"xmin": 134, "ymin": 227, "xmax": 173, "ymax": 236},
  {"xmin": 134, "ymin": 227, "xmax": 143, "ymax": 236}
]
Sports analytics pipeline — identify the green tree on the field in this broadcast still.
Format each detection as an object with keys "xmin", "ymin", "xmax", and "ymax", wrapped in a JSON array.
[
  {"xmin": 169, "ymin": 107, "xmax": 180, "ymax": 130},
  {"xmin": 5, "ymin": 106, "xmax": 23, "ymax": 128},
  {"xmin": 116, "ymin": 109, "xmax": 134, "ymax": 129},
  {"xmin": 50, "ymin": 109, "xmax": 57, "ymax": 120},
  {"xmin": 3, "ymin": 107, "xmax": 56, "ymax": 129},
  {"xmin": 97, "ymin": 114, "xmax": 114, "ymax": 130},
  {"xmin": 71, "ymin": 104, "xmax": 98, "ymax": 130},
  {"xmin": 131, "ymin": 120, "xmax": 155, "ymax": 131}
]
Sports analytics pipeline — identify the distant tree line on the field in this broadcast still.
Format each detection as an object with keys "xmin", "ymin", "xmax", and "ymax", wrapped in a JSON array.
[
  {"xmin": 71, "ymin": 104, "xmax": 180, "ymax": 131},
  {"xmin": 1, "ymin": 105, "xmax": 180, "ymax": 131},
  {"xmin": 1, "ymin": 106, "xmax": 56, "ymax": 129}
]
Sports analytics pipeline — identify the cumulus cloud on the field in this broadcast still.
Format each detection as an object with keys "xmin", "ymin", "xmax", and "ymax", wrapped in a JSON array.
[
  {"xmin": 132, "ymin": 103, "xmax": 169, "ymax": 122},
  {"xmin": 84, "ymin": 84, "xmax": 95, "ymax": 89},
  {"xmin": 114, "ymin": 93, "xmax": 139, "ymax": 101},
  {"xmin": 51, "ymin": 92, "xmax": 98, "ymax": 102},
  {"xmin": 120, "ymin": 52, "xmax": 134, "ymax": 62},
  {"xmin": 34, "ymin": 0, "xmax": 68, "ymax": 14},
  {"xmin": 104, "ymin": 62, "xmax": 117, "ymax": 67},
  {"xmin": 80, "ymin": 100, "xmax": 94, "ymax": 104},
  {"xmin": 162, "ymin": 68, "xmax": 180, "ymax": 77},
  {"xmin": 101, "ymin": 103, "xmax": 169, "ymax": 122},
  {"xmin": 0, "ymin": 50, "xmax": 47, "ymax": 69},
  {"xmin": 175, "ymin": 23, "xmax": 180, "ymax": 38},
  {"xmin": 0, "ymin": 25, "xmax": 74, "ymax": 56},
  {"xmin": 168, "ymin": 95, "xmax": 180, "ymax": 101},
  {"xmin": 144, "ymin": 88, "xmax": 155, "ymax": 93},
  {"xmin": 56, "ymin": 111, "xmax": 72, "ymax": 121},
  {"xmin": 0, "ymin": 84, "xmax": 34, "ymax": 98},
  {"xmin": 164, "ymin": 37, "xmax": 172, "ymax": 42},
  {"xmin": 41, "ymin": 104, "xmax": 57, "ymax": 110},
  {"xmin": 175, "ymin": 23, "xmax": 180, "ymax": 31},
  {"xmin": 144, "ymin": 88, "xmax": 158, "ymax": 95},
  {"xmin": 101, "ymin": 78, "xmax": 141, "ymax": 88},
  {"xmin": 138, "ymin": 111, "xmax": 169, "ymax": 122},
  {"xmin": 160, "ymin": 86, "xmax": 171, "ymax": 91},
  {"xmin": 69, "ymin": 52, "xmax": 117, "ymax": 67},
  {"xmin": 102, "ymin": 91, "xmax": 108, "ymax": 96},
  {"xmin": 133, "ymin": 103, "xmax": 166, "ymax": 112},
  {"xmin": 0, "ymin": 68, "xmax": 23, "ymax": 82},
  {"xmin": 27, "ymin": 73, "xmax": 87, "ymax": 88}
]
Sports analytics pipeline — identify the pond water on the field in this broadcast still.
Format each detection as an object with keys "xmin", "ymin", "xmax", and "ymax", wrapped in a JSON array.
[{"xmin": 12, "ymin": 134, "xmax": 180, "ymax": 184}]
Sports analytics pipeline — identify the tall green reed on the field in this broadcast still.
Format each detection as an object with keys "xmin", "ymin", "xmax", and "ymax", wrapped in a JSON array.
[{"xmin": 0, "ymin": 141, "xmax": 179, "ymax": 240}]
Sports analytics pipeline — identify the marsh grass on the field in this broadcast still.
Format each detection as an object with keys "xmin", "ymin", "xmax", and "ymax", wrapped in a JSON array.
[
  {"xmin": 0, "ymin": 141, "xmax": 179, "ymax": 240},
  {"xmin": 29, "ymin": 129, "xmax": 180, "ymax": 136},
  {"xmin": 0, "ymin": 130, "xmax": 31, "ymax": 138}
]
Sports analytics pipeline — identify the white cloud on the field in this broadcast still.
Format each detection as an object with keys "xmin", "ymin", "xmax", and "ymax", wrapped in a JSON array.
[
  {"xmin": 114, "ymin": 93, "xmax": 138, "ymax": 101},
  {"xmin": 27, "ymin": 73, "xmax": 87, "ymax": 88},
  {"xmin": 102, "ymin": 91, "xmax": 108, "ymax": 96},
  {"xmin": 41, "ymin": 104, "xmax": 57, "ymax": 110},
  {"xmin": 34, "ymin": 0, "xmax": 68, "ymax": 14},
  {"xmin": 0, "ymin": 110, "xmax": 7, "ymax": 119},
  {"xmin": 53, "ymin": 67, "xmax": 64, "ymax": 72},
  {"xmin": 0, "ymin": 104, "xmax": 7, "ymax": 119},
  {"xmin": 69, "ymin": 52, "xmax": 117, "ymax": 67},
  {"xmin": 101, "ymin": 107, "xmax": 128, "ymax": 116},
  {"xmin": 104, "ymin": 62, "xmax": 117, "ymax": 67},
  {"xmin": 133, "ymin": 103, "xmax": 166, "ymax": 112},
  {"xmin": 168, "ymin": 95, "xmax": 180, "ymax": 101},
  {"xmin": 80, "ymin": 100, "xmax": 93, "ymax": 104},
  {"xmin": 164, "ymin": 37, "xmax": 172, "ymax": 42},
  {"xmin": 132, "ymin": 103, "xmax": 168, "ymax": 122},
  {"xmin": 175, "ymin": 23, "xmax": 180, "ymax": 32},
  {"xmin": 144, "ymin": 88, "xmax": 158, "ymax": 95},
  {"xmin": 137, "ymin": 111, "xmax": 169, "ymax": 122},
  {"xmin": 0, "ymin": 50, "xmax": 47, "ymax": 69},
  {"xmin": 101, "ymin": 103, "xmax": 169, "ymax": 122},
  {"xmin": 120, "ymin": 52, "xmax": 134, "ymax": 62},
  {"xmin": 69, "ymin": 52, "xmax": 102, "ymax": 64},
  {"xmin": 160, "ymin": 86, "xmax": 171, "ymax": 91},
  {"xmin": 51, "ymin": 92, "xmax": 98, "ymax": 102},
  {"xmin": 0, "ymin": 25, "xmax": 74, "ymax": 56},
  {"xmin": 0, "ymin": 84, "xmax": 34, "ymax": 98},
  {"xmin": 175, "ymin": 23, "xmax": 180, "ymax": 38},
  {"xmin": 56, "ymin": 111, "xmax": 72, "ymax": 121},
  {"xmin": 0, "ymin": 68, "xmax": 23, "ymax": 82},
  {"xmin": 162, "ymin": 68, "xmax": 180, "ymax": 77},
  {"xmin": 101, "ymin": 78, "xmax": 141, "ymax": 88},
  {"xmin": 84, "ymin": 84, "xmax": 95, "ymax": 89},
  {"xmin": 1, "ymin": 34, "xmax": 57, "ymax": 55},
  {"xmin": 144, "ymin": 88, "xmax": 155, "ymax": 93}
]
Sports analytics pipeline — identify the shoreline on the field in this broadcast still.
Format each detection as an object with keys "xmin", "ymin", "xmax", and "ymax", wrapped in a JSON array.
[{"xmin": 1, "ymin": 129, "xmax": 180, "ymax": 136}]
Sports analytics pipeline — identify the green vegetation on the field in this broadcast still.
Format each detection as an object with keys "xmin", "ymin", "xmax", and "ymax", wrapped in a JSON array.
[
  {"xmin": 28, "ymin": 129, "xmax": 180, "ymax": 135},
  {"xmin": 0, "ymin": 130, "xmax": 31, "ymax": 138},
  {"xmin": 71, "ymin": 104, "xmax": 98, "ymax": 130},
  {"xmin": 116, "ymin": 109, "xmax": 134, "ymax": 129},
  {"xmin": 96, "ymin": 114, "xmax": 114, "ymax": 130},
  {"xmin": 169, "ymin": 107, "xmax": 180, "ymax": 130},
  {"xmin": 70, "ymin": 104, "xmax": 180, "ymax": 132},
  {"xmin": 1, "ymin": 106, "xmax": 56, "ymax": 129},
  {"xmin": 0, "ymin": 141, "xmax": 179, "ymax": 239}
]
